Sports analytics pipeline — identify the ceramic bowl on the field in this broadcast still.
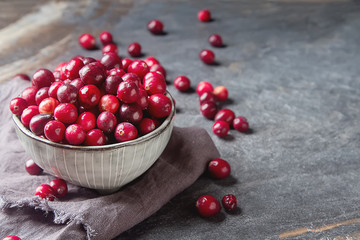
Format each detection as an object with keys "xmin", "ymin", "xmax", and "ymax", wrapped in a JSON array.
[{"xmin": 12, "ymin": 92, "xmax": 175, "ymax": 193}]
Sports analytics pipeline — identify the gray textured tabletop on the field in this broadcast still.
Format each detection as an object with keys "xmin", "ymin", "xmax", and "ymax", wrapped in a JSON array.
[{"xmin": 1, "ymin": 0, "xmax": 360, "ymax": 239}]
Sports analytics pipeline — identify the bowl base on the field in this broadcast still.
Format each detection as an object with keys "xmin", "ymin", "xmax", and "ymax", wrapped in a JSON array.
[{"xmin": 96, "ymin": 187, "xmax": 121, "ymax": 195}]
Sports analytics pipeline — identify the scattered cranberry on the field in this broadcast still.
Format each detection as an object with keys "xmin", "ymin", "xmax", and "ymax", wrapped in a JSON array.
[
  {"xmin": 78, "ymin": 84, "xmax": 101, "ymax": 109},
  {"xmin": 102, "ymin": 43, "xmax": 118, "ymax": 54},
  {"xmin": 13, "ymin": 73, "xmax": 30, "ymax": 81},
  {"xmin": 54, "ymin": 103, "xmax": 78, "ymax": 124},
  {"xmin": 29, "ymin": 114, "xmax": 53, "ymax": 136},
  {"xmin": 48, "ymin": 81, "xmax": 65, "ymax": 99},
  {"xmin": 212, "ymin": 120, "xmax": 230, "ymax": 137},
  {"xmin": 196, "ymin": 81, "xmax": 213, "ymax": 96},
  {"xmin": 199, "ymin": 49, "xmax": 215, "ymax": 65},
  {"xmin": 97, "ymin": 111, "xmax": 117, "ymax": 134},
  {"xmin": 198, "ymin": 9, "xmax": 211, "ymax": 22},
  {"xmin": 76, "ymin": 112, "xmax": 96, "ymax": 132},
  {"xmin": 200, "ymin": 102, "xmax": 218, "ymax": 119},
  {"xmin": 114, "ymin": 122, "xmax": 138, "ymax": 142},
  {"xmin": 128, "ymin": 42, "xmax": 142, "ymax": 57},
  {"xmin": 39, "ymin": 97, "xmax": 59, "ymax": 115},
  {"xmin": 35, "ymin": 87, "xmax": 50, "ymax": 105},
  {"xmin": 57, "ymin": 83, "xmax": 78, "ymax": 104},
  {"xmin": 148, "ymin": 94, "xmax": 172, "ymax": 119},
  {"xmin": 144, "ymin": 56, "xmax": 160, "ymax": 68},
  {"xmin": 213, "ymin": 86, "xmax": 228, "ymax": 102},
  {"xmin": 84, "ymin": 129, "xmax": 106, "ymax": 146},
  {"xmin": 117, "ymin": 81, "xmax": 139, "ymax": 103},
  {"xmin": 208, "ymin": 34, "xmax": 223, "ymax": 47},
  {"xmin": 127, "ymin": 60, "xmax": 149, "ymax": 80},
  {"xmin": 78, "ymin": 33, "xmax": 96, "ymax": 50},
  {"xmin": 2, "ymin": 235, "xmax": 21, "ymax": 240},
  {"xmin": 99, "ymin": 94, "xmax": 120, "ymax": 113},
  {"xmin": 65, "ymin": 124, "xmax": 86, "ymax": 145},
  {"xmin": 149, "ymin": 64, "xmax": 166, "ymax": 78},
  {"xmin": 49, "ymin": 178, "xmax": 68, "ymax": 198},
  {"xmin": 147, "ymin": 19, "xmax": 164, "ymax": 35},
  {"xmin": 121, "ymin": 58, "xmax": 133, "ymax": 72},
  {"xmin": 143, "ymin": 72, "xmax": 166, "ymax": 95},
  {"xmin": 139, "ymin": 118, "xmax": 156, "ymax": 135},
  {"xmin": 199, "ymin": 91, "xmax": 217, "ymax": 104},
  {"xmin": 119, "ymin": 103, "xmax": 143, "ymax": 125},
  {"xmin": 25, "ymin": 159, "xmax": 43, "ymax": 175},
  {"xmin": 99, "ymin": 31, "xmax": 113, "ymax": 45},
  {"xmin": 21, "ymin": 106, "xmax": 39, "ymax": 128},
  {"xmin": 233, "ymin": 116, "xmax": 249, "ymax": 132},
  {"xmin": 35, "ymin": 184, "xmax": 56, "ymax": 201},
  {"xmin": 214, "ymin": 109, "xmax": 235, "ymax": 126},
  {"xmin": 44, "ymin": 120, "xmax": 66, "ymax": 142},
  {"xmin": 208, "ymin": 158, "xmax": 231, "ymax": 179},
  {"xmin": 174, "ymin": 76, "xmax": 191, "ymax": 92},
  {"xmin": 9, "ymin": 97, "xmax": 28, "ymax": 116},
  {"xmin": 100, "ymin": 52, "xmax": 122, "ymax": 70},
  {"xmin": 21, "ymin": 86, "xmax": 38, "ymax": 106},
  {"xmin": 222, "ymin": 194, "xmax": 237, "ymax": 212},
  {"xmin": 79, "ymin": 62, "xmax": 106, "ymax": 86},
  {"xmin": 195, "ymin": 195, "xmax": 221, "ymax": 217},
  {"xmin": 32, "ymin": 68, "xmax": 55, "ymax": 89},
  {"xmin": 64, "ymin": 58, "xmax": 84, "ymax": 80}
]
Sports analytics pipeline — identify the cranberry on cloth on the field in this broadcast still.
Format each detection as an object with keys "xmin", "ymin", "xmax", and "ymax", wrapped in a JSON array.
[{"xmin": 0, "ymin": 79, "xmax": 220, "ymax": 239}]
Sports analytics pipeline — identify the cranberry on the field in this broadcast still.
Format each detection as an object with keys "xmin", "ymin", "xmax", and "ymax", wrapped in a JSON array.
[
  {"xmin": 173, "ymin": 76, "xmax": 191, "ymax": 92},
  {"xmin": 127, "ymin": 60, "xmax": 149, "ymax": 80},
  {"xmin": 137, "ymin": 88, "xmax": 149, "ymax": 110},
  {"xmin": 44, "ymin": 120, "xmax": 66, "ymax": 143},
  {"xmin": 128, "ymin": 42, "xmax": 142, "ymax": 57},
  {"xmin": 209, "ymin": 34, "xmax": 223, "ymax": 47},
  {"xmin": 100, "ymin": 52, "xmax": 122, "ymax": 70},
  {"xmin": 48, "ymin": 81, "xmax": 65, "ymax": 99},
  {"xmin": 121, "ymin": 58, "xmax": 133, "ymax": 72},
  {"xmin": 78, "ymin": 84, "xmax": 101, "ymax": 109},
  {"xmin": 147, "ymin": 19, "xmax": 164, "ymax": 35},
  {"xmin": 25, "ymin": 159, "xmax": 43, "ymax": 175},
  {"xmin": 213, "ymin": 86, "xmax": 228, "ymax": 102},
  {"xmin": 2, "ymin": 235, "xmax": 21, "ymax": 240},
  {"xmin": 29, "ymin": 114, "xmax": 53, "ymax": 136},
  {"xmin": 208, "ymin": 158, "xmax": 231, "ymax": 179},
  {"xmin": 119, "ymin": 103, "xmax": 143, "ymax": 125},
  {"xmin": 200, "ymin": 102, "xmax": 218, "ymax": 119},
  {"xmin": 222, "ymin": 194, "xmax": 237, "ymax": 211},
  {"xmin": 35, "ymin": 184, "xmax": 56, "ymax": 201},
  {"xmin": 65, "ymin": 124, "xmax": 86, "ymax": 145},
  {"xmin": 212, "ymin": 120, "xmax": 230, "ymax": 137},
  {"xmin": 99, "ymin": 94, "xmax": 120, "ymax": 113},
  {"xmin": 144, "ymin": 56, "xmax": 160, "ymax": 68},
  {"xmin": 32, "ymin": 68, "xmax": 55, "ymax": 89},
  {"xmin": 35, "ymin": 87, "xmax": 50, "ymax": 105},
  {"xmin": 122, "ymin": 73, "xmax": 141, "ymax": 87},
  {"xmin": 148, "ymin": 94, "xmax": 172, "ymax": 119},
  {"xmin": 233, "ymin": 116, "xmax": 249, "ymax": 132},
  {"xmin": 13, "ymin": 73, "xmax": 30, "ymax": 81},
  {"xmin": 104, "ymin": 75, "xmax": 123, "ymax": 95},
  {"xmin": 49, "ymin": 178, "xmax": 68, "ymax": 198},
  {"xmin": 117, "ymin": 81, "xmax": 139, "ymax": 103},
  {"xmin": 195, "ymin": 195, "xmax": 221, "ymax": 217},
  {"xmin": 79, "ymin": 62, "xmax": 106, "ymax": 86},
  {"xmin": 70, "ymin": 78, "xmax": 85, "ymax": 91},
  {"xmin": 82, "ymin": 57, "xmax": 97, "ymax": 65},
  {"xmin": 84, "ymin": 129, "xmax": 106, "ymax": 146},
  {"xmin": 198, "ymin": 9, "xmax": 211, "ymax": 22},
  {"xmin": 63, "ymin": 58, "xmax": 84, "ymax": 80},
  {"xmin": 78, "ymin": 33, "xmax": 96, "ymax": 50},
  {"xmin": 199, "ymin": 91, "xmax": 217, "ymax": 104},
  {"xmin": 143, "ymin": 72, "xmax": 166, "ymax": 95},
  {"xmin": 54, "ymin": 103, "xmax": 78, "ymax": 124},
  {"xmin": 39, "ymin": 97, "xmax": 59, "ymax": 114},
  {"xmin": 21, "ymin": 106, "xmax": 39, "ymax": 128},
  {"xmin": 76, "ymin": 112, "xmax": 96, "ymax": 132},
  {"xmin": 199, "ymin": 49, "xmax": 215, "ymax": 65},
  {"xmin": 53, "ymin": 70, "xmax": 61, "ymax": 79},
  {"xmin": 108, "ymin": 68, "xmax": 126, "ymax": 78},
  {"xmin": 214, "ymin": 109, "xmax": 235, "ymax": 126},
  {"xmin": 55, "ymin": 62, "xmax": 67, "ymax": 72},
  {"xmin": 9, "ymin": 97, "xmax": 28, "ymax": 116},
  {"xmin": 97, "ymin": 111, "xmax": 117, "ymax": 134},
  {"xmin": 57, "ymin": 83, "xmax": 78, "ymax": 104},
  {"xmin": 149, "ymin": 64, "xmax": 166, "ymax": 78},
  {"xmin": 102, "ymin": 43, "xmax": 118, "ymax": 54},
  {"xmin": 196, "ymin": 81, "xmax": 213, "ymax": 96},
  {"xmin": 21, "ymin": 86, "xmax": 38, "ymax": 106},
  {"xmin": 114, "ymin": 122, "xmax": 138, "ymax": 142},
  {"xmin": 139, "ymin": 118, "xmax": 156, "ymax": 135},
  {"xmin": 99, "ymin": 31, "xmax": 113, "ymax": 45}
]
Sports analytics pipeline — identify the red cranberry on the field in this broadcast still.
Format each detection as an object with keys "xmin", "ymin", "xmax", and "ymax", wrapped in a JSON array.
[
  {"xmin": 200, "ymin": 49, "xmax": 215, "ymax": 65},
  {"xmin": 208, "ymin": 158, "xmax": 231, "ymax": 179},
  {"xmin": 144, "ymin": 56, "xmax": 160, "ymax": 68},
  {"xmin": 148, "ymin": 94, "xmax": 172, "ymax": 119},
  {"xmin": 76, "ymin": 112, "xmax": 96, "ymax": 132},
  {"xmin": 79, "ymin": 62, "xmax": 106, "ymax": 86},
  {"xmin": 195, "ymin": 195, "xmax": 221, "ymax": 217},
  {"xmin": 137, "ymin": 88, "xmax": 149, "ymax": 110},
  {"xmin": 48, "ymin": 81, "xmax": 65, "ymax": 99},
  {"xmin": 213, "ymin": 86, "xmax": 228, "ymax": 102},
  {"xmin": 97, "ymin": 111, "xmax": 117, "ymax": 134},
  {"xmin": 78, "ymin": 84, "xmax": 101, "ymax": 109},
  {"xmin": 70, "ymin": 78, "xmax": 85, "ymax": 91},
  {"xmin": 99, "ymin": 31, "xmax": 113, "ymax": 45},
  {"xmin": 149, "ymin": 64, "xmax": 166, "ymax": 78},
  {"xmin": 99, "ymin": 94, "xmax": 120, "ymax": 113},
  {"xmin": 29, "ymin": 114, "xmax": 53, "ymax": 136},
  {"xmin": 9, "ymin": 97, "xmax": 28, "ymax": 116},
  {"xmin": 13, "ymin": 73, "xmax": 30, "ymax": 81},
  {"xmin": 78, "ymin": 33, "xmax": 96, "ymax": 50},
  {"xmin": 122, "ymin": 73, "xmax": 141, "ymax": 87},
  {"xmin": 53, "ymin": 70, "xmax": 61, "ymax": 79},
  {"xmin": 44, "ymin": 120, "xmax": 66, "ymax": 142},
  {"xmin": 198, "ymin": 9, "xmax": 211, "ymax": 22},
  {"xmin": 114, "ymin": 122, "xmax": 138, "ymax": 142},
  {"xmin": 54, "ymin": 103, "xmax": 78, "ymax": 124},
  {"xmin": 65, "ymin": 124, "xmax": 86, "ymax": 145},
  {"xmin": 63, "ymin": 58, "xmax": 84, "ymax": 80},
  {"xmin": 104, "ymin": 75, "xmax": 123, "ymax": 95},
  {"xmin": 55, "ymin": 62, "xmax": 67, "ymax": 72},
  {"xmin": 128, "ymin": 42, "xmax": 142, "ymax": 57},
  {"xmin": 35, "ymin": 87, "xmax": 50, "ymax": 105},
  {"xmin": 32, "ymin": 68, "xmax": 55, "ymax": 89},
  {"xmin": 102, "ymin": 43, "xmax": 118, "ymax": 54},
  {"xmin": 39, "ymin": 97, "xmax": 59, "ymax": 114},
  {"xmin": 21, "ymin": 106, "xmax": 39, "ymax": 128},
  {"xmin": 49, "ymin": 178, "xmax": 68, "ymax": 198},
  {"xmin": 143, "ymin": 72, "xmax": 166, "ymax": 95},
  {"xmin": 222, "ymin": 194, "xmax": 237, "ymax": 211},
  {"xmin": 2, "ymin": 235, "xmax": 21, "ymax": 240},
  {"xmin": 212, "ymin": 120, "xmax": 230, "ymax": 137},
  {"xmin": 21, "ymin": 86, "xmax": 38, "ymax": 106},
  {"xmin": 35, "ymin": 184, "xmax": 56, "ymax": 201},
  {"xmin": 214, "ymin": 109, "xmax": 235, "ymax": 126},
  {"xmin": 127, "ymin": 60, "xmax": 149, "ymax": 80},
  {"xmin": 119, "ymin": 103, "xmax": 143, "ymax": 125},
  {"xmin": 84, "ymin": 129, "xmax": 106, "ymax": 146},
  {"xmin": 108, "ymin": 68, "xmax": 126, "ymax": 77},
  {"xmin": 174, "ymin": 76, "xmax": 191, "ymax": 92},
  {"xmin": 199, "ymin": 91, "xmax": 217, "ymax": 104},
  {"xmin": 82, "ymin": 57, "xmax": 97, "ymax": 65},
  {"xmin": 57, "ymin": 83, "xmax": 78, "ymax": 104},
  {"xmin": 196, "ymin": 81, "xmax": 213, "ymax": 96},
  {"xmin": 233, "ymin": 116, "xmax": 249, "ymax": 132},
  {"xmin": 139, "ymin": 118, "xmax": 156, "ymax": 135},
  {"xmin": 147, "ymin": 19, "xmax": 164, "ymax": 35},
  {"xmin": 100, "ymin": 52, "xmax": 122, "ymax": 70},
  {"xmin": 209, "ymin": 34, "xmax": 223, "ymax": 47},
  {"xmin": 121, "ymin": 58, "xmax": 133, "ymax": 72},
  {"xmin": 200, "ymin": 102, "xmax": 218, "ymax": 119},
  {"xmin": 117, "ymin": 81, "xmax": 139, "ymax": 103},
  {"xmin": 25, "ymin": 159, "xmax": 43, "ymax": 175}
]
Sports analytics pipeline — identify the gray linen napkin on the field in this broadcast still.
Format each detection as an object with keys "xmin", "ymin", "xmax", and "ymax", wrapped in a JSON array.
[{"xmin": 0, "ymin": 79, "xmax": 220, "ymax": 240}]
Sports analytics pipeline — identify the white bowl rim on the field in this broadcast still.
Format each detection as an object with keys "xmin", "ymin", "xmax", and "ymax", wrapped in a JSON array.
[{"xmin": 13, "ymin": 91, "xmax": 175, "ymax": 151}]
